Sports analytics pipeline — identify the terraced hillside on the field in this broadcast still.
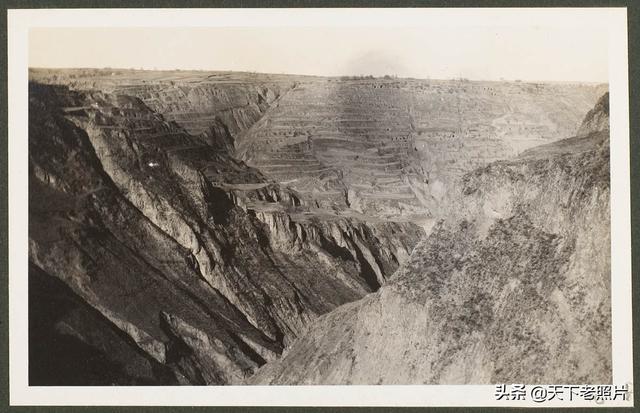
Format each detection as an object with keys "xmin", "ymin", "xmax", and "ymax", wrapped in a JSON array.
[
  {"xmin": 251, "ymin": 93, "xmax": 611, "ymax": 385},
  {"xmin": 30, "ymin": 69, "xmax": 606, "ymax": 221},
  {"xmin": 239, "ymin": 78, "xmax": 606, "ymax": 218},
  {"xmin": 29, "ymin": 68, "xmax": 304, "ymax": 153},
  {"xmin": 28, "ymin": 68, "xmax": 609, "ymax": 386},
  {"xmin": 28, "ymin": 81, "xmax": 421, "ymax": 385}
]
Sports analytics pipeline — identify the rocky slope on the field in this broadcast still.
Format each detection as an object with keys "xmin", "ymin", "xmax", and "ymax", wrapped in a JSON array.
[
  {"xmin": 28, "ymin": 68, "xmax": 610, "ymax": 386},
  {"xmin": 250, "ymin": 93, "xmax": 611, "ymax": 385},
  {"xmin": 28, "ymin": 81, "xmax": 421, "ymax": 385},
  {"xmin": 576, "ymin": 92, "xmax": 610, "ymax": 136},
  {"xmin": 238, "ymin": 78, "xmax": 606, "ymax": 218},
  {"xmin": 28, "ymin": 68, "xmax": 305, "ymax": 154},
  {"xmin": 30, "ymin": 69, "xmax": 606, "ymax": 220}
]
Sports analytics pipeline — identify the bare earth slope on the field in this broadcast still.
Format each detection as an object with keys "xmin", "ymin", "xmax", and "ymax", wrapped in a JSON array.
[
  {"xmin": 238, "ymin": 78, "xmax": 606, "ymax": 218},
  {"xmin": 30, "ymin": 69, "xmax": 606, "ymax": 220},
  {"xmin": 28, "ymin": 68, "xmax": 609, "ymax": 386},
  {"xmin": 250, "ymin": 94, "xmax": 611, "ymax": 385},
  {"xmin": 28, "ymin": 81, "xmax": 421, "ymax": 384}
]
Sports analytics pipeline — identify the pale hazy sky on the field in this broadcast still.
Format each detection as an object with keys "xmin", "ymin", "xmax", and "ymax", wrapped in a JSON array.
[{"xmin": 29, "ymin": 26, "xmax": 609, "ymax": 82}]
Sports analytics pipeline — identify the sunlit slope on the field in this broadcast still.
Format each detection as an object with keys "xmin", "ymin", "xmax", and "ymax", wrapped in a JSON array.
[{"xmin": 251, "ymin": 93, "xmax": 611, "ymax": 385}]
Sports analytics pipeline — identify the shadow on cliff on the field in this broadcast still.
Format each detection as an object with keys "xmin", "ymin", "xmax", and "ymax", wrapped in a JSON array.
[{"xmin": 29, "ymin": 263, "xmax": 177, "ymax": 386}]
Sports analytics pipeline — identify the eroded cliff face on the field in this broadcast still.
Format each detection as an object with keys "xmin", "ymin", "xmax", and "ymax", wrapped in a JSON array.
[
  {"xmin": 29, "ymin": 69, "xmax": 607, "ymax": 221},
  {"xmin": 28, "ymin": 82, "xmax": 422, "ymax": 384},
  {"xmin": 28, "ymin": 68, "xmax": 611, "ymax": 387},
  {"xmin": 577, "ymin": 92, "xmax": 610, "ymax": 137},
  {"xmin": 28, "ymin": 69, "xmax": 300, "ymax": 155},
  {"xmin": 251, "ymin": 95, "xmax": 611, "ymax": 385},
  {"xmin": 238, "ymin": 78, "xmax": 606, "ymax": 219}
]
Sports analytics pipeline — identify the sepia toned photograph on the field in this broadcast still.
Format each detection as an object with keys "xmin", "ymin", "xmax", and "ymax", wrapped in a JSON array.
[{"xmin": 7, "ymin": 6, "xmax": 633, "ymax": 408}]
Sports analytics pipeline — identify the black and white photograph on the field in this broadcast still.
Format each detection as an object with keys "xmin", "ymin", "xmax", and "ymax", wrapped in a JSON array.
[{"xmin": 6, "ymin": 6, "xmax": 633, "ymax": 408}]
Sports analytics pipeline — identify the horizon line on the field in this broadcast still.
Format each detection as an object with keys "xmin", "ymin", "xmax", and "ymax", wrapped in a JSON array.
[{"xmin": 28, "ymin": 66, "xmax": 609, "ymax": 85}]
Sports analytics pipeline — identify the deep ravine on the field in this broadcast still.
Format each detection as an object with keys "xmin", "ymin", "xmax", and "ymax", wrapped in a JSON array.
[
  {"xmin": 27, "ymin": 69, "xmax": 609, "ymax": 385},
  {"xmin": 28, "ymin": 81, "xmax": 422, "ymax": 384}
]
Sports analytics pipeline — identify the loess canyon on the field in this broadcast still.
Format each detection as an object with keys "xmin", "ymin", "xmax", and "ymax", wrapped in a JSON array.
[{"xmin": 27, "ymin": 68, "xmax": 610, "ymax": 385}]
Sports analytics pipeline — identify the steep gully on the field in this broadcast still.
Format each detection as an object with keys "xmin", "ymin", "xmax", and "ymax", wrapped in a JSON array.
[
  {"xmin": 251, "ymin": 94, "xmax": 612, "ymax": 384},
  {"xmin": 28, "ymin": 77, "xmax": 421, "ymax": 385},
  {"xmin": 28, "ymin": 69, "xmax": 607, "ymax": 384}
]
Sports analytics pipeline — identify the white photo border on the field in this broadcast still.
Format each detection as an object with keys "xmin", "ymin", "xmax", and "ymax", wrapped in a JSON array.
[{"xmin": 8, "ymin": 7, "xmax": 633, "ymax": 407}]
